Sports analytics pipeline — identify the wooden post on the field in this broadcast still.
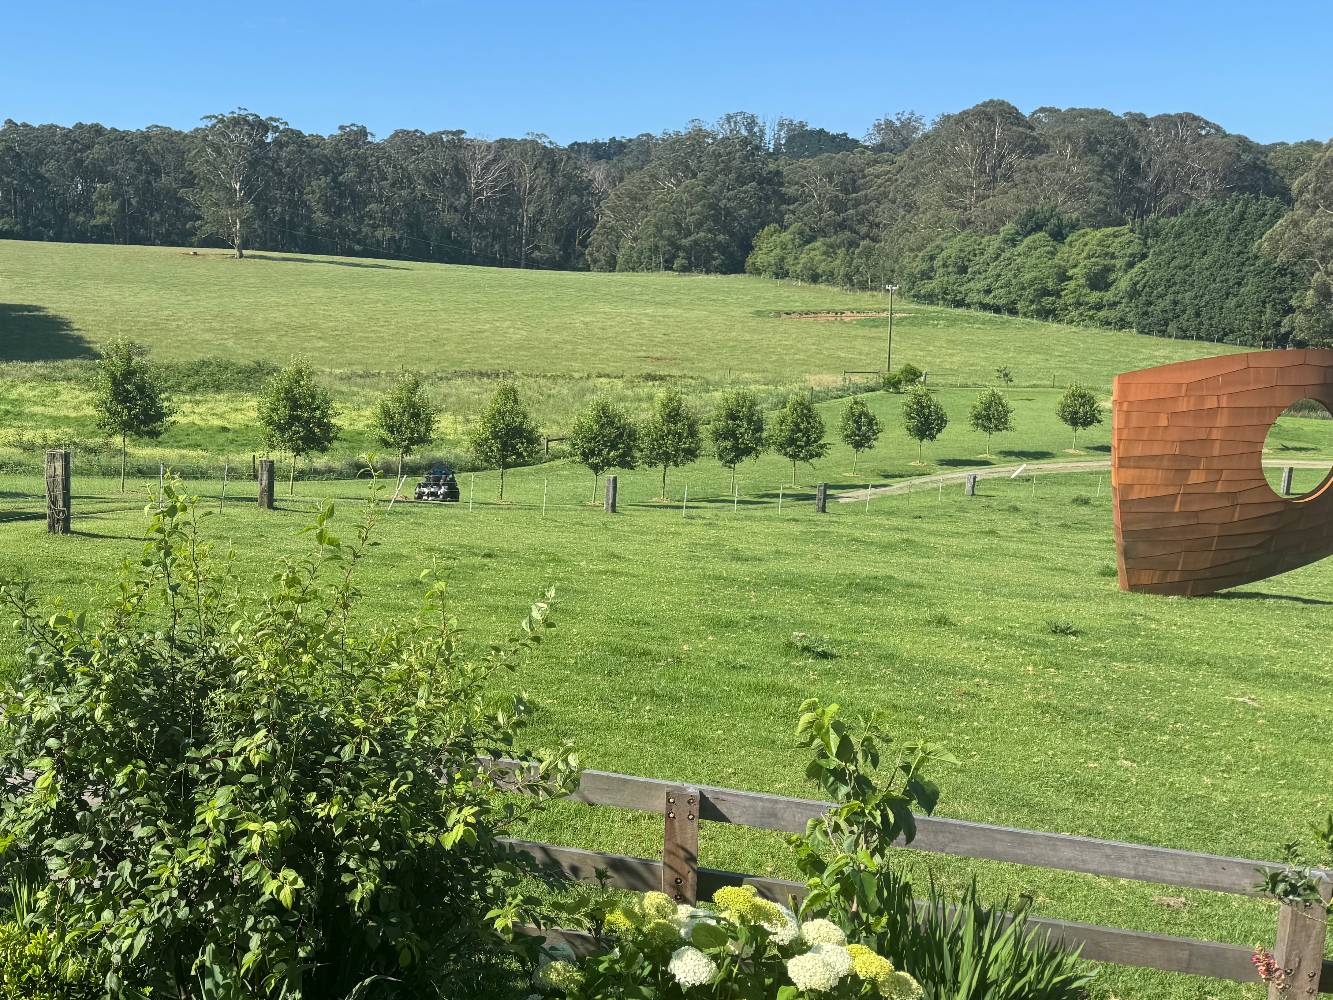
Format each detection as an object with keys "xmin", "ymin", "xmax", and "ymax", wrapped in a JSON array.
[
  {"xmin": 661, "ymin": 786, "xmax": 699, "ymax": 904},
  {"xmin": 604, "ymin": 475, "xmax": 618, "ymax": 514},
  {"xmin": 45, "ymin": 450, "xmax": 71, "ymax": 535},
  {"xmin": 815, "ymin": 483, "xmax": 827, "ymax": 513},
  {"xmin": 257, "ymin": 459, "xmax": 275, "ymax": 510},
  {"xmin": 1269, "ymin": 893, "xmax": 1329, "ymax": 1000},
  {"xmin": 966, "ymin": 474, "xmax": 978, "ymax": 496},
  {"xmin": 1281, "ymin": 466, "xmax": 1295, "ymax": 496}
]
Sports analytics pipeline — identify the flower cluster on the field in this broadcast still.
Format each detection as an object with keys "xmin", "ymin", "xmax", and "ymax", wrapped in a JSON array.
[{"xmin": 534, "ymin": 884, "xmax": 920, "ymax": 998}]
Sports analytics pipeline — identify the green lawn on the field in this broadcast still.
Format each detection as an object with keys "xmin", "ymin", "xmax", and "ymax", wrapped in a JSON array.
[
  {"xmin": 1, "ymin": 239, "xmax": 1238, "ymax": 386},
  {"xmin": 2, "ymin": 470, "xmax": 1332, "ymax": 999}
]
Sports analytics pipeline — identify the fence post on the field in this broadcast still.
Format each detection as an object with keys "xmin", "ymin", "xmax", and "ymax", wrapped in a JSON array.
[
  {"xmin": 1269, "ymin": 891, "xmax": 1329, "ymax": 1000},
  {"xmin": 257, "ymin": 459, "xmax": 275, "ymax": 510},
  {"xmin": 604, "ymin": 475, "xmax": 618, "ymax": 514},
  {"xmin": 661, "ymin": 786, "xmax": 699, "ymax": 904},
  {"xmin": 45, "ymin": 450, "xmax": 71, "ymax": 535},
  {"xmin": 815, "ymin": 483, "xmax": 827, "ymax": 513},
  {"xmin": 1281, "ymin": 466, "xmax": 1295, "ymax": 496},
  {"xmin": 966, "ymin": 474, "xmax": 978, "ymax": 496}
]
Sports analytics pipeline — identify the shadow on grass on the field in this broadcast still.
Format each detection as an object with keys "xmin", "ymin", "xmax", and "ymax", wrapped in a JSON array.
[
  {"xmin": 0, "ymin": 304, "xmax": 97, "ymax": 361},
  {"xmin": 1207, "ymin": 591, "xmax": 1333, "ymax": 607},
  {"xmin": 245, "ymin": 254, "xmax": 409, "ymax": 271},
  {"xmin": 997, "ymin": 449, "xmax": 1056, "ymax": 460},
  {"xmin": 1086, "ymin": 444, "xmax": 1111, "ymax": 454},
  {"xmin": 937, "ymin": 457, "xmax": 991, "ymax": 468}
]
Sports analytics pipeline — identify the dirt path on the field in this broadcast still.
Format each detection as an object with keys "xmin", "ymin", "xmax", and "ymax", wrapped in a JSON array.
[{"xmin": 836, "ymin": 458, "xmax": 1331, "ymax": 503}]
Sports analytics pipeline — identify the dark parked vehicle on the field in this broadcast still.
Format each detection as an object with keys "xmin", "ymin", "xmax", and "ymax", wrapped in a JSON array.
[{"xmin": 414, "ymin": 464, "xmax": 461, "ymax": 502}]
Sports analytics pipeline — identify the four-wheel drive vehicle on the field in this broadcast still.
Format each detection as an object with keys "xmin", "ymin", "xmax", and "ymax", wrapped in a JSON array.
[{"xmin": 414, "ymin": 464, "xmax": 461, "ymax": 502}]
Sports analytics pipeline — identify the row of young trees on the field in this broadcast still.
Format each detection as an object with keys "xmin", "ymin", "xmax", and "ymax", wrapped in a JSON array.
[{"xmin": 89, "ymin": 343, "xmax": 1108, "ymax": 495}]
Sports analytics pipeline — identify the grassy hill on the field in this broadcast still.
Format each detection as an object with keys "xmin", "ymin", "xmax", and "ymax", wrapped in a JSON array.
[{"xmin": 2, "ymin": 239, "xmax": 1238, "ymax": 385}]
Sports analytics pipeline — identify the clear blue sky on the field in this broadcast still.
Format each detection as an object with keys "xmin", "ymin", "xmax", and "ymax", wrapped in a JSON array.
[{"xmin": 7, "ymin": 0, "xmax": 1330, "ymax": 145}]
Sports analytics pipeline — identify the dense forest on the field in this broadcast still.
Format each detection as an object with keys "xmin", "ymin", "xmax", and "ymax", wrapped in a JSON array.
[{"xmin": 2, "ymin": 101, "xmax": 1330, "ymax": 346}]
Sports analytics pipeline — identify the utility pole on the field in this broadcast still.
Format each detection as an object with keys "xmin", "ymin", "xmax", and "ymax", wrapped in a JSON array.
[{"xmin": 884, "ymin": 284, "xmax": 899, "ymax": 372}]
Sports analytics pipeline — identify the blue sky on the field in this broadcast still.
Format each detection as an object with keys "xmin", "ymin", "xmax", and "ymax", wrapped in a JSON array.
[{"xmin": 8, "ymin": 1, "xmax": 1331, "ymax": 145}]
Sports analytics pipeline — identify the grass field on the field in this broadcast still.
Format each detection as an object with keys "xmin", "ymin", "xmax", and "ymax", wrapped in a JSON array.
[
  {"xmin": 1, "ymin": 470, "xmax": 1331, "ymax": 999},
  {"xmin": 4, "ymin": 240, "xmax": 1333, "ymax": 998}
]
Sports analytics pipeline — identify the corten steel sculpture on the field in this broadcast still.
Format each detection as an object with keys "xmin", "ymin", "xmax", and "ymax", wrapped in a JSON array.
[{"xmin": 1112, "ymin": 349, "xmax": 1333, "ymax": 596}]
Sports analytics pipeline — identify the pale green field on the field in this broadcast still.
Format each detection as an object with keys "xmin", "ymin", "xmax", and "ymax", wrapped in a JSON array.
[{"xmin": 0, "ymin": 239, "xmax": 1238, "ymax": 385}]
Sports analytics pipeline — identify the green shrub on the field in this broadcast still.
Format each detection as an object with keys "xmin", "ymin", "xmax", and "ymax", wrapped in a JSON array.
[
  {"xmin": 1047, "ymin": 619, "xmax": 1081, "ymax": 637},
  {"xmin": 0, "ymin": 478, "xmax": 577, "ymax": 999},
  {"xmin": 897, "ymin": 363, "xmax": 924, "ymax": 386},
  {"xmin": 0, "ymin": 920, "xmax": 97, "ymax": 1000},
  {"xmin": 882, "ymin": 370, "xmax": 905, "ymax": 393}
]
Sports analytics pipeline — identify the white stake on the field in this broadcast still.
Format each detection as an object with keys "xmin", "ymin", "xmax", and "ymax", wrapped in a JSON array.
[
  {"xmin": 387, "ymin": 474, "xmax": 407, "ymax": 512},
  {"xmin": 469, "ymin": 475, "xmax": 475, "ymax": 511},
  {"xmin": 867, "ymin": 484, "xmax": 872, "ymax": 512},
  {"xmin": 219, "ymin": 462, "xmax": 229, "ymax": 512},
  {"xmin": 543, "ymin": 478, "xmax": 548, "ymax": 515},
  {"xmin": 1097, "ymin": 476, "xmax": 1103, "ymax": 497},
  {"xmin": 682, "ymin": 485, "xmax": 688, "ymax": 518},
  {"xmin": 778, "ymin": 486, "xmax": 783, "ymax": 514},
  {"xmin": 1032, "ymin": 475, "xmax": 1037, "ymax": 497},
  {"xmin": 158, "ymin": 463, "xmax": 164, "ymax": 508},
  {"xmin": 733, "ymin": 484, "xmax": 738, "ymax": 512}
]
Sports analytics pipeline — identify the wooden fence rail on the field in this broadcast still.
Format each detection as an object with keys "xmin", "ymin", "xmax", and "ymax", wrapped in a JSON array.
[{"xmin": 488, "ymin": 759, "xmax": 1332, "ymax": 995}]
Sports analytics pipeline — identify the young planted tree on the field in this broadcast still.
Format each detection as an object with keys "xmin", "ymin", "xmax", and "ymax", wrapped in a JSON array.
[
  {"xmin": 92, "ymin": 339, "xmax": 173, "ymax": 492},
  {"xmin": 708, "ymin": 389, "xmax": 766, "ymax": 493},
  {"xmin": 470, "ymin": 381, "xmax": 541, "ymax": 500},
  {"xmin": 640, "ymin": 388, "xmax": 701, "ymax": 498},
  {"xmin": 839, "ymin": 396, "xmax": 883, "ymax": 473},
  {"xmin": 902, "ymin": 385, "xmax": 948, "ymax": 463},
  {"xmin": 257, "ymin": 360, "xmax": 339, "ymax": 495},
  {"xmin": 569, "ymin": 398, "xmax": 639, "ymax": 502},
  {"xmin": 968, "ymin": 388, "xmax": 1015, "ymax": 456},
  {"xmin": 770, "ymin": 392, "xmax": 829, "ymax": 485},
  {"xmin": 1056, "ymin": 383, "xmax": 1103, "ymax": 450},
  {"xmin": 372, "ymin": 372, "xmax": 438, "ymax": 479}
]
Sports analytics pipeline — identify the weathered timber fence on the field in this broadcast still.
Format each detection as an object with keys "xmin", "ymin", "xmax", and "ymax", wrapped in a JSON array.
[{"xmin": 488, "ymin": 760, "xmax": 1332, "ymax": 995}]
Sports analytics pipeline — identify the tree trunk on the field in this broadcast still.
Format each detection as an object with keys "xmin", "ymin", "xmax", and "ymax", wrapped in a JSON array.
[
  {"xmin": 729, "ymin": 465, "xmax": 737, "ymax": 494},
  {"xmin": 986, "ymin": 432, "xmax": 992, "ymax": 457},
  {"xmin": 499, "ymin": 465, "xmax": 506, "ymax": 500},
  {"xmin": 397, "ymin": 451, "xmax": 404, "ymax": 480},
  {"xmin": 661, "ymin": 464, "xmax": 668, "ymax": 498},
  {"xmin": 851, "ymin": 450, "xmax": 858, "ymax": 474},
  {"xmin": 120, "ymin": 433, "xmax": 127, "ymax": 493},
  {"xmin": 289, "ymin": 454, "xmax": 297, "ymax": 496},
  {"xmin": 791, "ymin": 459, "xmax": 798, "ymax": 486},
  {"xmin": 590, "ymin": 473, "xmax": 599, "ymax": 503}
]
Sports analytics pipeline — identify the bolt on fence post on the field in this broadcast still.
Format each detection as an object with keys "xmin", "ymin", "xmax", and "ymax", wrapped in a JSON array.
[
  {"xmin": 1281, "ymin": 466, "xmax": 1295, "ymax": 496},
  {"xmin": 1268, "ymin": 882, "xmax": 1330, "ymax": 1000},
  {"xmin": 661, "ymin": 786, "xmax": 700, "ymax": 904},
  {"xmin": 45, "ymin": 450, "xmax": 71, "ymax": 535}
]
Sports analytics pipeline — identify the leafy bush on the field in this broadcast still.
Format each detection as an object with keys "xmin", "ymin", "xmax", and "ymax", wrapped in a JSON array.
[
  {"xmin": 1046, "ymin": 619, "xmax": 1081, "ymax": 637},
  {"xmin": 538, "ymin": 886, "xmax": 920, "ymax": 998},
  {"xmin": 0, "ymin": 478, "xmax": 576, "ymax": 999},
  {"xmin": 882, "ymin": 370, "xmax": 905, "ymax": 393},
  {"xmin": 897, "ymin": 363, "xmax": 924, "ymax": 387}
]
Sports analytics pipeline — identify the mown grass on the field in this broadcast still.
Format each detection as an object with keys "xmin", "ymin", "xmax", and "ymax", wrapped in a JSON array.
[
  {"xmin": 1, "ymin": 239, "xmax": 1238, "ymax": 386},
  {"xmin": 1, "ymin": 470, "xmax": 1332, "ymax": 999}
]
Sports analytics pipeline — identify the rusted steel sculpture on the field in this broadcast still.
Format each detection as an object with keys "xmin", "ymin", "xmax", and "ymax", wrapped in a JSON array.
[{"xmin": 1112, "ymin": 349, "xmax": 1333, "ymax": 596}]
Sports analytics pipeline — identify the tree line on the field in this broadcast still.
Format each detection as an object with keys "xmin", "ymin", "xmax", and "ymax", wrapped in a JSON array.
[
  {"xmin": 5, "ymin": 102, "xmax": 1328, "ymax": 344},
  {"xmin": 91, "ymin": 343, "xmax": 1105, "ymax": 497}
]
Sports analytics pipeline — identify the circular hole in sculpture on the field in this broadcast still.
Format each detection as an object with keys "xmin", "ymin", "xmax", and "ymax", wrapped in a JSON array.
[{"xmin": 1263, "ymin": 398, "xmax": 1333, "ymax": 499}]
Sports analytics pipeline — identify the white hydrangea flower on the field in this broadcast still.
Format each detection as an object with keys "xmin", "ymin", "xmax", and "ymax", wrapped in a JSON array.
[
  {"xmin": 787, "ymin": 951, "xmax": 841, "ymax": 992},
  {"xmin": 762, "ymin": 903, "xmax": 799, "ymax": 945},
  {"xmin": 668, "ymin": 945, "xmax": 718, "ymax": 988},
  {"xmin": 808, "ymin": 942, "xmax": 853, "ymax": 979},
  {"xmin": 800, "ymin": 918, "xmax": 847, "ymax": 946}
]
